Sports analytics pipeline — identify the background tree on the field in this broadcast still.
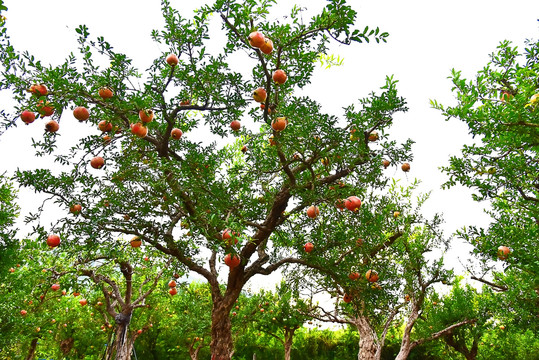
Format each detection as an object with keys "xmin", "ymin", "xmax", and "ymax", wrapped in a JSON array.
[
  {"xmin": 243, "ymin": 281, "xmax": 316, "ymax": 360},
  {"xmin": 163, "ymin": 281, "xmax": 213, "ymax": 360},
  {"xmin": 77, "ymin": 255, "xmax": 171, "ymax": 359},
  {"xmin": 292, "ymin": 182, "xmax": 472, "ymax": 360},
  {"xmin": 432, "ymin": 38, "xmax": 539, "ymax": 327},
  {"xmin": 413, "ymin": 278, "xmax": 488, "ymax": 360},
  {"xmin": 0, "ymin": 237, "xmax": 112, "ymax": 359}
]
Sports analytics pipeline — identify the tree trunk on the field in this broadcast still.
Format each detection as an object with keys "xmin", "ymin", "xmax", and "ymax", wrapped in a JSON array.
[
  {"xmin": 24, "ymin": 338, "xmax": 38, "ymax": 360},
  {"xmin": 394, "ymin": 306, "xmax": 420, "ymax": 360},
  {"xmin": 395, "ymin": 332, "xmax": 412, "ymax": 360},
  {"xmin": 283, "ymin": 328, "xmax": 295, "ymax": 360},
  {"xmin": 105, "ymin": 312, "xmax": 134, "ymax": 360},
  {"xmin": 355, "ymin": 318, "xmax": 381, "ymax": 360},
  {"xmin": 210, "ymin": 298, "xmax": 235, "ymax": 360},
  {"xmin": 113, "ymin": 325, "xmax": 134, "ymax": 360}
]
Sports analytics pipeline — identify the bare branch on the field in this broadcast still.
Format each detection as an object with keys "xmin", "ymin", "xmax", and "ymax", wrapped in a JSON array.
[{"xmin": 470, "ymin": 275, "xmax": 508, "ymax": 291}]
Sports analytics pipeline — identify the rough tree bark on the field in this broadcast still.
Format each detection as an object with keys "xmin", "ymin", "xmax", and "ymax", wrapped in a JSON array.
[
  {"xmin": 210, "ymin": 301, "xmax": 235, "ymax": 360},
  {"xmin": 394, "ymin": 304, "xmax": 420, "ymax": 360},
  {"xmin": 105, "ymin": 312, "xmax": 134, "ymax": 360},
  {"xmin": 209, "ymin": 274, "xmax": 243, "ymax": 360},
  {"xmin": 355, "ymin": 317, "xmax": 381, "ymax": 360}
]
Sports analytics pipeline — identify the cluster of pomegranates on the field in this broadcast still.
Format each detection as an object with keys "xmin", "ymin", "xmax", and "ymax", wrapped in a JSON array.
[
  {"xmin": 168, "ymin": 279, "xmax": 178, "ymax": 296},
  {"xmin": 20, "ymin": 84, "xmax": 60, "ymax": 132},
  {"xmin": 229, "ymin": 30, "xmax": 288, "ymax": 138}
]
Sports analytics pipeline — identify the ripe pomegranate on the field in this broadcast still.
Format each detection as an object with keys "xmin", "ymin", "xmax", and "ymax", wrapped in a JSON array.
[
  {"xmin": 20, "ymin": 110, "xmax": 36, "ymax": 124},
  {"xmin": 171, "ymin": 128, "xmax": 182, "ymax": 140},
  {"xmin": 90, "ymin": 156, "xmax": 105, "ymax": 169},
  {"xmin": 70, "ymin": 204, "xmax": 82, "ymax": 214},
  {"xmin": 343, "ymin": 294, "xmax": 352, "ymax": 303},
  {"xmin": 500, "ymin": 91, "xmax": 513, "ymax": 102},
  {"xmin": 130, "ymin": 236, "xmax": 142, "ymax": 248},
  {"xmin": 139, "ymin": 109, "xmax": 154, "ymax": 123},
  {"xmin": 497, "ymin": 246, "xmax": 511, "ymax": 260},
  {"xmin": 348, "ymin": 272, "xmax": 360, "ymax": 280},
  {"xmin": 169, "ymin": 287, "xmax": 178, "ymax": 296},
  {"xmin": 248, "ymin": 31, "xmax": 265, "ymax": 48},
  {"xmin": 46, "ymin": 234, "xmax": 61, "ymax": 248},
  {"xmin": 29, "ymin": 84, "xmax": 48, "ymax": 96},
  {"xmin": 383, "ymin": 160, "xmax": 390, "ymax": 168},
  {"xmin": 166, "ymin": 54, "xmax": 179, "ymax": 67},
  {"xmin": 98, "ymin": 121, "xmax": 113, "ymax": 132},
  {"xmin": 45, "ymin": 120, "xmax": 59, "ymax": 133},
  {"xmin": 73, "ymin": 106, "xmax": 90, "ymax": 121},
  {"xmin": 401, "ymin": 163, "xmax": 411, "ymax": 172},
  {"xmin": 259, "ymin": 38, "xmax": 273, "ymax": 54},
  {"xmin": 345, "ymin": 196, "xmax": 361, "ymax": 212},
  {"xmin": 306, "ymin": 205, "xmax": 319, "ymax": 219},
  {"xmin": 98, "ymin": 88, "xmax": 114, "ymax": 99},
  {"xmin": 131, "ymin": 123, "xmax": 148, "ymax": 138},
  {"xmin": 222, "ymin": 229, "xmax": 239, "ymax": 246},
  {"xmin": 253, "ymin": 88, "xmax": 267, "ymax": 103},
  {"xmin": 272, "ymin": 69, "xmax": 287, "ymax": 84},
  {"xmin": 271, "ymin": 117, "xmax": 287, "ymax": 131},
  {"xmin": 37, "ymin": 100, "xmax": 54, "ymax": 116},
  {"xmin": 224, "ymin": 254, "xmax": 241, "ymax": 268},
  {"xmin": 303, "ymin": 242, "xmax": 314, "ymax": 253},
  {"xmin": 168, "ymin": 280, "xmax": 177, "ymax": 288},
  {"xmin": 366, "ymin": 270, "xmax": 379, "ymax": 282},
  {"xmin": 230, "ymin": 120, "xmax": 241, "ymax": 131}
]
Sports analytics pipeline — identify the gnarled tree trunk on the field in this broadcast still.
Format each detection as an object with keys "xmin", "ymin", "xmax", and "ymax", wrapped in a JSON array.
[
  {"xmin": 210, "ymin": 297, "xmax": 235, "ymax": 360},
  {"xmin": 105, "ymin": 312, "xmax": 134, "ymax": 360},
  {"xmin": 394, "ymin": 304, "xmax": 419, "ymax": 360},
  {"xmin": 355, "ymin": 317, "xmax": 382, "ymax": 360}
]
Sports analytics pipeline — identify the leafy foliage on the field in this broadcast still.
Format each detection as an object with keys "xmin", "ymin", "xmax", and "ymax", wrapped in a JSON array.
[{"xmin": 433, "ymin": 38, "xmax": 539, "ymax": 329}]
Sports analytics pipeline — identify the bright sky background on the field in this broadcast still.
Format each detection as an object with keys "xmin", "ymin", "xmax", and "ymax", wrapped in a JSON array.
[{"xmin": 1, "ymin": 0, "xmax": 538, "ymax": 287}]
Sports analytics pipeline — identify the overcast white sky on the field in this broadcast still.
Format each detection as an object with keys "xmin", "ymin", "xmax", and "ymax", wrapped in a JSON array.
[{"xmin": 1, "ymin": 0, "xmax": 538, "ymax": 279}]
